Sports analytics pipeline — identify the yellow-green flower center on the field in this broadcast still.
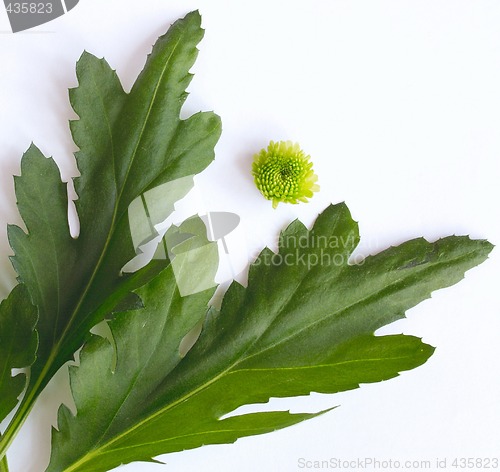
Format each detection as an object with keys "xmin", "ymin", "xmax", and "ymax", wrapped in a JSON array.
[{"xmin": 252, "ymin": 141, "xmax": 319, "ymax": 208}]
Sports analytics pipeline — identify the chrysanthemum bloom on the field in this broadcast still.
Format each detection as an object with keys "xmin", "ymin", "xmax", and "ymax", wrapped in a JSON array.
[{"xmin": 252, "ymin": 141, "xmax": 320, "ymax": 209}]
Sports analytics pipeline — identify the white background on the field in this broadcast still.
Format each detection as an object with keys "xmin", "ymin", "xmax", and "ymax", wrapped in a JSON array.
[{"xmin": 1, "ymin": 1, "xmax": 499, "ymax": 471}]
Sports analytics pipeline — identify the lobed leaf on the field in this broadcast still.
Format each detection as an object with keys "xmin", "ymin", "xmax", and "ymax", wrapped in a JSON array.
[
  {"xmin": 0, "ymin": 285, "xmax": 37, "ymax": 423},
  {"xmin": 47, "ymin": 203, "xmax": 493, "ymax": 471},
  {"xmin": 6, "ymin": 10, "xmax": 221, "ymax": 404},
  {"xmin": 0, "ymin": 11, "xmax": 221, "ymax": 464},
  {"xmin": 48, "ymin": 217, "xmax": 219, "ymax": 472}
]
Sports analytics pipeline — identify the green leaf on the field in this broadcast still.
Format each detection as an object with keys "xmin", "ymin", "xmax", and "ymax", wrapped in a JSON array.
[
  {"xmin": 47, "ymin": 203, "xmax": 492, "ymax": 471},
  {"xmin": 0, "ymin": 284, "xmax": 37, "ymax": 423},
  {"xmin": 48, "ymin": 217, "xmax": 219, "ymax": 472},
  {"xmin": 1, "ymin": 9, "xmax": 221, "ymax": 458}
]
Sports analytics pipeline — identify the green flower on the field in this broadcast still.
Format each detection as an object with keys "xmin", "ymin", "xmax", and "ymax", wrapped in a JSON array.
[{"xmin": 252, "ymin": 140, "xmax": 320, "ymax": 209}]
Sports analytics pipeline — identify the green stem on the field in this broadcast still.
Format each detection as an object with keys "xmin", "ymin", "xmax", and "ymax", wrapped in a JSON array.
[
  {"xmin": 0, "ymin": 449, "xmax": 9, "ymax": 472},
  {"xmin": 0, "ymin": 389, "xmax": 37, "ymax": 463},
  {"xmin": 0, "ymin": 361, "xmax": 50, "ymax": 463}
]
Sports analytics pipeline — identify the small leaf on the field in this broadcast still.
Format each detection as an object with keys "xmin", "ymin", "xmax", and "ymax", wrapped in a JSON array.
[
  {"xmin": 0, "ymin": 284, "xmax": 37, "ymax": 423},
  {"xmin": 47, "ymin": 203, "xmax": 492, "ymax": 471},
  {"xmin": 47, "ymin": 217, "xmax": 218, "ymax": 472}
]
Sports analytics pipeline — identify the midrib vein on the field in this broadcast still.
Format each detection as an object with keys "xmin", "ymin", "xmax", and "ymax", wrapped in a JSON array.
[
  {"xmin": 75, "ymin": 352, "xmax": 415, "ymax": 464},
  {"xmin": 93, "ymin": 275, "xmax": 178, "ymax": 446}
]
